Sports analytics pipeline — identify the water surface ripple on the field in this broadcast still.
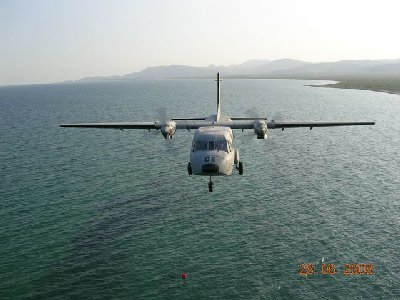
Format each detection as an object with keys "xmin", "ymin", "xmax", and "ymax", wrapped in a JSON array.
[{"xmin": 0, "ymin": 80, "xmax": 399, "ymax": 299}]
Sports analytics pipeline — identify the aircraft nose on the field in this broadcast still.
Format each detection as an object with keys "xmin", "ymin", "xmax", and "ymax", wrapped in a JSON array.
[{"xmin": 202, "ymin": 163, "xmax": 219, "ymax": 174}]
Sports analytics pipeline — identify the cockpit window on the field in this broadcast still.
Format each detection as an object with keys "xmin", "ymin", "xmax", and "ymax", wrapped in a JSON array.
[
  {"xmin": 215, "ymin": 140, "xmax": 227, "ymax": 151},
  {"xmin": 195, "ymin": 141, "xmax": 208, "ymax": 150}
]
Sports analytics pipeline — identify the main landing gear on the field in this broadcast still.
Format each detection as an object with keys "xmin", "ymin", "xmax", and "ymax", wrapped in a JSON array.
[
  {"xmin": 234, "ymin": 150, "xmax": 243, "ymax": 175},
  {"xmin": 238, "ymin": 161, "xmax": 243, "ymax": 175}
]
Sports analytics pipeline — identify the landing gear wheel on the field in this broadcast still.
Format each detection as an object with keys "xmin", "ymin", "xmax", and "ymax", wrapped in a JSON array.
[
  {"xmin": 187, "ymin": 162, "xmax": 192, "ymax": 175},
  {"xmin": 208, "ymin": 176, "xmax": 214, "ymax": 192},
  {"xmin": 239, "ymin": 161, "xmax": 243, "ymax": 175}
]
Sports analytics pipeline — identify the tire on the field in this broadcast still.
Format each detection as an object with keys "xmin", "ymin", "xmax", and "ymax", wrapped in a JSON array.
[{"xmin": 239, "ymin": 161, "xmax": 243, "ymax": 175}]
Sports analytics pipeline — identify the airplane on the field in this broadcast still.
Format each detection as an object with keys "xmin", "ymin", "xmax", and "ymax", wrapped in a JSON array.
[{"xmin": 61, "ymin": 73, "xmax": 375, "ymax": 192}]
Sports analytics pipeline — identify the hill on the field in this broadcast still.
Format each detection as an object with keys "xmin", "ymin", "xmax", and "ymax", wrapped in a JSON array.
[{"xmin": 77, "ymin": 58, "xmax": 400, "ymax": 94}]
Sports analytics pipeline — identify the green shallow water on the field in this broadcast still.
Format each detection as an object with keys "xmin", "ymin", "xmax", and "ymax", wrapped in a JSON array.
[{"xmin": 0, "ymin": 79, "xmax": 399, "ymax": 299}]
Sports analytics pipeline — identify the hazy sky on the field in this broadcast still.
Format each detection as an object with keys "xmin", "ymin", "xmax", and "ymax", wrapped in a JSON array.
[{"xmin": 1, "ymin": 0, "xmax": 400, "ymax": 85}]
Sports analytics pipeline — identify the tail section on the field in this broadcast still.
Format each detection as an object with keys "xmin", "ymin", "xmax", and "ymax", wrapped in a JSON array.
[{"xmin": 216, "ymin": 73, "xmax": 222, "ymax": 121}]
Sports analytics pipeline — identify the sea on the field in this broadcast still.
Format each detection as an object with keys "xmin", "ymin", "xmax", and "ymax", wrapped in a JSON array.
[{"xmin": 0, "ymin": 79, "xmax": 399, "ymax": 299}]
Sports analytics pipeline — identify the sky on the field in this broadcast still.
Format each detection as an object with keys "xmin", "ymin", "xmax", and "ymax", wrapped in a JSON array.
[{"xmin": 1, "ymin": 0, "xmax": 400, "ymax": 85}]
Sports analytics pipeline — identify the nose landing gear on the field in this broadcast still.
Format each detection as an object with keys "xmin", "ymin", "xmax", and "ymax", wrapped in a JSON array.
[{"xmin": 208, "ymin": 176, "xmax": 214, "ymax": 192}]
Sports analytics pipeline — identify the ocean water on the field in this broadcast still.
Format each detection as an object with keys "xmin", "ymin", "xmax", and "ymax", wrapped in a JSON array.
[{"xmin": 0, "ymin": 79, "xmax": 399, "ymax": 299}]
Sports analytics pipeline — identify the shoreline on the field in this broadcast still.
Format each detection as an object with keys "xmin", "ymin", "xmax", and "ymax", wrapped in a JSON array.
[{"xmin": 308, "ymin": 78, "xmax": 400, "ymax": 96}]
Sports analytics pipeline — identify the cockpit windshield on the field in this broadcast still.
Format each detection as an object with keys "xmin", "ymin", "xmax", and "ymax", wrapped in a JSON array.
[{"xmin": 194, "ymin": 139, "xmax": 229, "ymax": 152}]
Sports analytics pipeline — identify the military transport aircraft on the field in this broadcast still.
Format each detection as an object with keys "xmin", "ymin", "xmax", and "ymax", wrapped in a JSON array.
[{"xmin": 61, "ymin": 73, "xmax": 375, "ymax": 192}]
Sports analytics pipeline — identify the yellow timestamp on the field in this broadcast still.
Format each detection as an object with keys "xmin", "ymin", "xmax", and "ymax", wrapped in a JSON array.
[{"xmin": 299, "ymin": 263, "xmax": 374, "ymax": 276}]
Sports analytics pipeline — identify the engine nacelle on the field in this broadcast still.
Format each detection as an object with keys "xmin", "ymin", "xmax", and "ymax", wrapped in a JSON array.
[
  {"xmin": 254, "ymin": 120, "xmax": 268, "ymax": 139},
  {"xmin": 161, "ymin": 121, "xmax": 176, "ymax": 139}
]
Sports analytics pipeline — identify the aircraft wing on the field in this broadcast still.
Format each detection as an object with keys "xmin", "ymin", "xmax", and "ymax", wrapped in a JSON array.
[
  {"xmin": 206, "ymin": 119, "xmax": 375, "ymax": 130},
  {"xmin": 267, "ymin": 120, "xmax": 376, "ymax": 129},
  {"xmin": 60, "ymin": 122, "xmax": 161, "ymax": 129},
  {"xmin": 60, "ymin": 120, "xmax": 375, "ymax": 130},
  {"xmin": 60, "ymin": 121, "xmax": 214, "ymax": 130},
  {"xmin": 215, "ymin": 119, "xmax": 375, "ymax": 139},
  {"xmin": 60, "ymin": 119, "xmax": 375, "ymax": 140}
]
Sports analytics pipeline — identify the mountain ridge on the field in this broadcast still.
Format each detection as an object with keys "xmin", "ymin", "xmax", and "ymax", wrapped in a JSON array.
[{"xmin": 77, "ymin": 58, "xmax": 400, "ymax": 82}]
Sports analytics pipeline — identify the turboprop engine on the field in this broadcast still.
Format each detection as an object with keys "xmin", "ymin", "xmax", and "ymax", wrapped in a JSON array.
[
  {"xmin": 161, "ymin": 120, "xmax": 176, "ymax": 139},
  {"xmin": 254, "ymin": 120, "xmax": 268, "ymax": 139}
]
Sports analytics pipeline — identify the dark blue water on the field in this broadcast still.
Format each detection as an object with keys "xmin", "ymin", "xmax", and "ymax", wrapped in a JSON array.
[{"xmin": 1, "ymin": 79, "xmax": 399, "ymax": 299}]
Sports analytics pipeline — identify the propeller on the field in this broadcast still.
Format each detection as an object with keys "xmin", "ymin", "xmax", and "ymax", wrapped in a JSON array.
[
  {"xmin": 240, "ymin": 107, "xmax": 261, "ymax": 140},
  {"xmin": 156, "ymin": 106, "xmax": 168, "ymax": 123},
  {"xmin": 156, "ymin": 106, "xmax": 176, "ymax": 139}
]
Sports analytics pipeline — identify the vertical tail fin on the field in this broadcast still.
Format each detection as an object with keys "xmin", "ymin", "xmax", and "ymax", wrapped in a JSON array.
[{"xmin": 216, "ymin": 73, "xmax": 221, "ymax": 121}]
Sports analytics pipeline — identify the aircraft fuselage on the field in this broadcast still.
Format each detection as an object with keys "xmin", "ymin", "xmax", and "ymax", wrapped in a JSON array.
[{"xmin": 189, "ymin": 126, "xmax": 237, "ymax": 176}]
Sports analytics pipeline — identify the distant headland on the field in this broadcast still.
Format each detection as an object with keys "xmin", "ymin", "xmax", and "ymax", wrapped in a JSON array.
[{"xmin": 77, "ymin": 58, "xmax": 400, "ymax": 95}]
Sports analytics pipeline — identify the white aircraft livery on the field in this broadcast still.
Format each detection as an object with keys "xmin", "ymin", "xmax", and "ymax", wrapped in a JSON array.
[{"xmin": 61, "ymin": 73, "xmax": 375, "ymax": 192}]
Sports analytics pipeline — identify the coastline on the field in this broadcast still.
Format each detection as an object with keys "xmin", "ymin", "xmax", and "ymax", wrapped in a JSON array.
[{"xmin": 308, "ymin": 77, "xmax": 400, "ymax": 95}]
